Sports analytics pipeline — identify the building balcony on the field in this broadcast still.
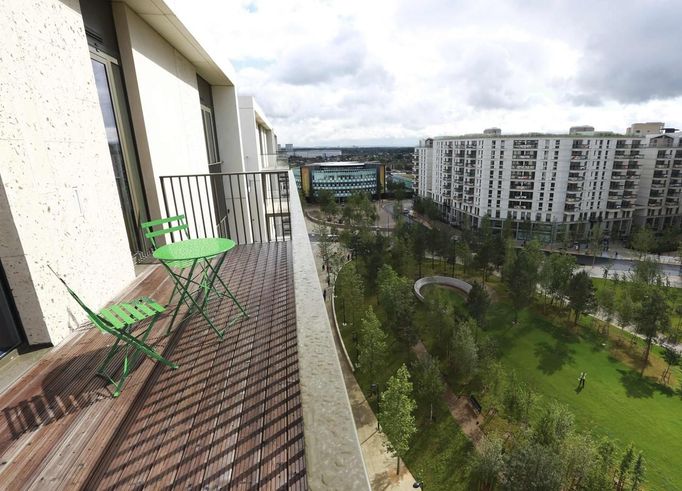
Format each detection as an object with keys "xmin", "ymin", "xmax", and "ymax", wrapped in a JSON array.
[
  {"xmin": 648, "ymin": 198, "xmax": 663, "ymax": 207},
  {"xmin": 608, "ymin": 190, "xmax": 624, "ymax": 198},
  {"xmin": 669, "ymin": 180, "xmax": 682, "ymax": 188},
  {"xmin": 512, "ymin": 163, "xmax": 536, "ymax": 170},
  {"xmin": 607, "ymin": 201, "xmax": 622, "ymax": 210},
  {"xmin": 512, "ymin": 152, "xmax": 538, "ymax": 160},
  {"xmin": 611, "ymin": 172, "xmax": 627, "ymax": 181},
  {"xmin": 510, "ymin": 183, "xmax": 534, "ymax": 191},
  {"xmin": 566, "ymin": 195, "xmax": 581, "ymax": 203},
  {"xmin": 0, "ymin": 171, "xmax": 367, "ymax": 489},
  {"xmin": 612, "ymin": 162, "xmax": 626, "ymax": 170},
  {"xmin": 513, "ymin": 143, "xmax": 538, "ymax": 149},
  {"xmin": 673, "ymin": 160, "xmax": 682, "ymax": 169},
  {"xmin": 570, "ymin": 164, "xmax": 587, "ymax": 171},
  {"xmin": 666, "ymin": 197, "xmax": 679, "ymax": 206},
  {"xmin": 568, "ymin": 173, "xmax": 585, "ymax": 182},
  {"xmin": 614, "ymin": 152, "xmax": 641, "ymax": 159},
  {"xmin": 572, "ymin": 143, "xmax": 590, "ymax": 149},
  {"xmin": 651, "ymin": 180, "xmax": 667, "ymax": 189},
  {"xmin": 610, "ymin": 182, "xmax": 624, "ymax": 190},
  {"xmin": 570, "ymin": 154, "xmax": 589, "ymax": 160}
]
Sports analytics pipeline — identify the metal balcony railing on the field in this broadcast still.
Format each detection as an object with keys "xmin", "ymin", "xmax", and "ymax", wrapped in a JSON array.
[{"xmin": 159, "ymin": 171, "xmax": 292, "ymax": 245}]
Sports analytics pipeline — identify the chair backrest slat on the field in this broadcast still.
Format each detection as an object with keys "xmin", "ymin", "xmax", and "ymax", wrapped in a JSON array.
[{"xmin": 141, "ymin": 215, "xmax": 188, "ymax": 248}]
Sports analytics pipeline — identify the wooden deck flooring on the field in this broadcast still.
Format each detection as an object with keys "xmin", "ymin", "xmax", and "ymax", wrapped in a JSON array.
[{"xmin": 0, "ymin": 242, "xmax": 306, "ymax": 490}]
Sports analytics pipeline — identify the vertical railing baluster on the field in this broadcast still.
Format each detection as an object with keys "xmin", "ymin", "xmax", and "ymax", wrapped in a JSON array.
[
  {"xmin": 204, "ymin": 175, "xmax": 216, "ymax": 238},
  {"xmin": 277, "ymin": 171, "xmax": 284, "ymax": 242},
  {"xmin": 195, "ymin": 176, "xmax": 207, "ymax": 238},
  {"xmin": 186, "ymin": 176, "xmax": 198, "ymax": 239},
  {"xmin": 254, "ymin": 173, "xmax": 264, "ymax": 243},
  {"xmin": 228, "ymin": 174, "xmax": 240, "ymax": 244},
  {"xmin": 237, "ymin": 173, "xmax": 246, "ymax": 243},
  {"xmin": 170, "ymin": 178, "xmax": 179, "ymax": 243},
  {"xmin": 261, "ymin": 173, "xmax": 271, "ymax": 242}
]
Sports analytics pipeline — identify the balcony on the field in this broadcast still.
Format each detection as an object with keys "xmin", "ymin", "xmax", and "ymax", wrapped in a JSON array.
[
  {"xmin": 0, "ymin": 171, "xmax": 366, "ymax": 489},
  {"xmin": 611, "ymin": 172, "xmax": 627, "ymax": 181},
  {"xmin": 512, "ymin": 162, "xmax": 536, "ymax": 170},
  {"xmin": 655, "ymin": 161, "xmax": 669, "ymax": 169},
  {"xmin": 568, "ymin": 173, "xmax": 585, "ymax": 182},
  {"xmin": 570, "ymin": 164, "xmax": 587, "ymax": 171}
]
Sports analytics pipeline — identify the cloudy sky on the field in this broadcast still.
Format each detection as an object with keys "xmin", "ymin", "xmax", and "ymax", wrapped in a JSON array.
[{"xmin": 175, "ymin": 0, "xmax": 682, "ymax": 147}]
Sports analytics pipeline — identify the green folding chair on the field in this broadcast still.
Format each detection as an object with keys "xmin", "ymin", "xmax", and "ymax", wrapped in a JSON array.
[
  {"xmin": 141, "ymin": 215, "xmax": 194, "ymax": 326},
  {"xmin": 49, "ymin": 267, "xmax": 178, "ymax": 397}
]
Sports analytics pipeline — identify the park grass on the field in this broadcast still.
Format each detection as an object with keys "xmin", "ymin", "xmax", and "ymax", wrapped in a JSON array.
[
  {"xmin": 336, "ymin": 263, "xmax": 474, "ymax": 490},
  {"xmin": 427, "ymin": 283, "xmax": 682, "ymax": 491}
]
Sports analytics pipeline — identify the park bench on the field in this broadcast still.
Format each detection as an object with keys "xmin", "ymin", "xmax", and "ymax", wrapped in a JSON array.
[{"xmin": 468, "ymin": 394, "xmax": 482, "ymax": 415}]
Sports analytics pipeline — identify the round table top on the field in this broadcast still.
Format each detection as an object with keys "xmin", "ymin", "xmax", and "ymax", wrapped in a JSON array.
[{"xmin": 153, "ymin": 237, "xmax": 235, "ymax": 262}]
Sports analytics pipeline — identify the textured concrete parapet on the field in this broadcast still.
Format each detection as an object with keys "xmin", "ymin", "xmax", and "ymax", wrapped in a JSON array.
[
  {"xmin": 414, "ymin": 276, "xmax": 472, "ymax": 301},
  {"xmin": 289, "ymin": 172, "xmax": 371, "ymax": 490}
]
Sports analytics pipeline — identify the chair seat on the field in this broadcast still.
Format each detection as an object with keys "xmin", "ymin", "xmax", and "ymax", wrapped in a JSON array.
[{"xmin": 98, "ymin": 296, "xmax": 166, "ymax": 331}]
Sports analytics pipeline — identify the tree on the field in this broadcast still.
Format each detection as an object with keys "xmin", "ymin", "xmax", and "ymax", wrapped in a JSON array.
[
  {"xmin": 539, "ymin": 253, "xmax": 576, "ymax": 307},
  {"xmin": 631, "ymin": 452, "xmax": 646, "ymax": 491},
  {"xmin": 316, "ymin": 189, "xmax": 337, "ymax": 218},
  {"xmin": 587, "ymin": 437, "xmax": 617, "ymax": 490},
  {"xmin": 467, "ymin": 281, "xmax": 491, "ymax": 327},
  {"xmin": 503, "ymin": 371, "xmax": 537, "ymax": 423},
  {"xmin": 450, "ymin": 319, "xmax": 479, "ymax": 382},
  {"xmin": 596, "ymin": 285, "xmax": 616, "ymax": 337},
  {"xmin": 567, "ymin": 271, "xmax": 596, "ymax": 325},
  {"xmin": 424, "ymin": 288, "xmax": 455, "ymax": 359},
  {"xmin": 377, "ymin": 264, "xmax": 416, "ymax": 341},
  {"xmin": 503, "ymin": 440, "xmax": 563, "ymax": 491},
  {"xmin": 378, "ymin": 365, "xmax": 417, "ymax": 475},
  {"xmin": 630, "ymin": 227, "xmax": 655, "ymax": 255},
  {"xmin": 532, "ymin": 402, "xmax": 574, "ymax": 449},
  {"xmin": 561, "ymin": 433, "xmax": 598, "ymax": 490},
  {"xmin": 357, "ymin": 307, "xmax": 388, "ymax": 382},
  {"xmin": 616, "ymin": 444, "xmax": 634, "ymax": 491},
  {"xmin": 661, "ymin": 346, "xmax": 680, "ymax": 385},
  {"xmin": 633, "ymin": 286, "xmax": 670, "ymax": 374},
  {"xmin": 412, "ymin": 354, "xmax": 444, "ymax": 422},
  {"xmin": 589, "ymin": 226, "xmax": 604, "ymax": 266},
  {"xmin": 336, "ymin": 262, "xmax": 365, "ymax": 328},
  {"xmin": 504, "ymin": 245, "xmax": 541, "ymax": 322},
  {"xmin": 457, "ymin": 241, "xmax": 473, "ymax": 274},
  {"xmin": 470, "ymin": 436, "xmax": 504, "ymax": 491},
  {"xmin": 411, "ymin": 225, "xmax": 428, "ymax": 277}
]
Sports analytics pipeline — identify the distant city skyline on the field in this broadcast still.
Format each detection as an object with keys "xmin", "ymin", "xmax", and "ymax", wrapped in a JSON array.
[{"xmin": 174, "ymin": 0, "xmax": 682, "ymax": 146}]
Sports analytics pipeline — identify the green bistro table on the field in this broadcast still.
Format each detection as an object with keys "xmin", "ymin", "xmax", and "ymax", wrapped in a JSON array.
[{"xmin": 153, "ymin": 237, "xmax": 248, "ymax": 338}]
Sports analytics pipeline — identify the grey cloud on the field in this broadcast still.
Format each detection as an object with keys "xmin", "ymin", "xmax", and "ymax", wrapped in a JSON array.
[{"xmin": 276, "ymin": 28, "xmax": 367, "ymax": 85}]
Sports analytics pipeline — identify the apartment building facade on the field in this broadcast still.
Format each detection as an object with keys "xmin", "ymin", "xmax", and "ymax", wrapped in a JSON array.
[{"xmin": 414, "ymin": 125, "xmax": 682, "ymax": 241}]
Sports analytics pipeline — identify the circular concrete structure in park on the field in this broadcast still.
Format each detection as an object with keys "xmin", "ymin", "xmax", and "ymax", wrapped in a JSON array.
[{"xmin": 413, "ymin": 276, "xmax": 472, "ymax": 302}]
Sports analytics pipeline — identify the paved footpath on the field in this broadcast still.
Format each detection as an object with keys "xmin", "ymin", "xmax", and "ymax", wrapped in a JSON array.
[{"xmin": 305, "ymin": 219, "xmax": 416, "ymax": 489}]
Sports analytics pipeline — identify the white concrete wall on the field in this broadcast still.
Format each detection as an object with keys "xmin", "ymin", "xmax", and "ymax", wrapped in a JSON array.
[
  {"xmin": 113, "ymin": 3, "xmax": 213, "ymax": 239},
  {"xmin": 238, "ymin": 96, "xmax": 261, "ymax": 173},
  {"xmin": 0, "ymin": 0, "xmax": 135, "ymax": 345}
]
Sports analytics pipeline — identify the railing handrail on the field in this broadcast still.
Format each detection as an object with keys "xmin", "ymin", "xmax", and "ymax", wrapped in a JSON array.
[{"xmin": 159, "ymin": 170, "xmax": 288, "ymax": 179}]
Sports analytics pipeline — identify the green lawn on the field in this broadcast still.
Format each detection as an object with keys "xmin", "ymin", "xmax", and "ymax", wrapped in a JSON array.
[{"xmin": 433, "ymin": 283, "xmax": 682, "ymax": 491}]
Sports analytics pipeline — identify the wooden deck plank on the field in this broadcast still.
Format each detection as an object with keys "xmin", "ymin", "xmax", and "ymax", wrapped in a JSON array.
[{"xmin": 0, "ymin": 243, "xmax": 307, "ymax": 490}]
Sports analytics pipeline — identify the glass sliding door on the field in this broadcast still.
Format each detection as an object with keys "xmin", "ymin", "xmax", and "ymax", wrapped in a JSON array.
[{"xmin": 90, "ymin": 52, "xmax": 150, "ymax": 259}]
